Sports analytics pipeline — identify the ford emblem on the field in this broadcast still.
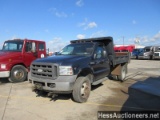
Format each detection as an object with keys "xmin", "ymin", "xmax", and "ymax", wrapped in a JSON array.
[{"xmin": 38, "ymin": 69, "xmax": 43, "ymax": 72}]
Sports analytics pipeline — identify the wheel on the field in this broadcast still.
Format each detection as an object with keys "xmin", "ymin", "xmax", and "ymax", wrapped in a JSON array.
[
  {"xmin": 150, "ymin": 55, "xmax": 153, "ymax": 60},
  {"xmin": 72, "ymin": 76, "xmax": 91, "ymax": 103},
  {"xmin": 117, "ymin": 64, "xmax": 127, "ymax": 81},
  {"xmin": 9, "ymin": 65, "xmax": 27, "ymax": 82}
]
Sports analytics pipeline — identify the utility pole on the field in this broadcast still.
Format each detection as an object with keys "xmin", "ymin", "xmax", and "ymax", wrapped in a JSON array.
[{"xmin": 122, "ymin": 36, "xmax": 124, "ymax": 46}]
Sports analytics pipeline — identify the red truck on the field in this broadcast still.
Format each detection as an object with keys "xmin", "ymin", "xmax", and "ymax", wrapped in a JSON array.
[
  {"xmin": 0, "ymin": 39, "xmax": 46, "ymax": 82},
  {"xmin": 114, "ymin": 45, "xmax": 135, "ymax": 52}
]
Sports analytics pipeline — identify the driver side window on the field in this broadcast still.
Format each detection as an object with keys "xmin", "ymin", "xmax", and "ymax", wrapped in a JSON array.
[{"xmin": 95, "ymin": 46, "xmax": 105, "ymax": 59}]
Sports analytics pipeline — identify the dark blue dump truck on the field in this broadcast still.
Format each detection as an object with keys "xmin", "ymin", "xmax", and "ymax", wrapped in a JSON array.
[{"xmin": 28, "ymin": 37, "xmax": 130, "ymax": 103}]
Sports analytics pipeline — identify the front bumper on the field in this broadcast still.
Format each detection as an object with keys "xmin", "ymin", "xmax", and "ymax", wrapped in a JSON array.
[
  {"xmin": 131, "ymin": 55, "xmax": 137, "ymax": 59},
  {"xmin": 0, "ymin": 71, "xmax": 10, "ymax": 78},
  {"xmin": 28, "ymin": 72, "xmax": 77, "ymax": 93},
  {"xmin": 138, "ymin": 56, "xmax": 150, "ymax": 59},
  {"xmin": 153, "ymin": 56, "xmax": 160, "ymax": 59}
]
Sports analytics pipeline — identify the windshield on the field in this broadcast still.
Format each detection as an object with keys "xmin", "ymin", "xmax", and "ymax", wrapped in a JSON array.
[
  {"xmin": 133, "ymin": 48, "xmax": 144, "ymax": 53},
  {"xmin": 59, "ymin": 43, "xmax": 94, "ymax": 56},
  {"xmin": 156, "ymin": 47, "xmax": 160, "ymax": 52},
  {"xmin": 2, "ymin": 41, "xmax": 24, "ymax": 52},
  {"xmin": 132, "ymin": 49, "xmax": 139, "ymax": 52},
  {"xmin": 144, "ymin": 48, "xmax": 150, "ymax": 52}
]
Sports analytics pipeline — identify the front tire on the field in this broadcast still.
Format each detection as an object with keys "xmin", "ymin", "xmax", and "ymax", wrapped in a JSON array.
[
  {"xmin": 9, "ymin": 65, "xmax": 27, "ymax": 83},
  {"xmin": 72, "ymin": 76, "xmax": 91, "ymax": 103}
]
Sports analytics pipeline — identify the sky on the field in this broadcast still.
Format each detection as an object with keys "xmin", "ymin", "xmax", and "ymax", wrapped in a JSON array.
[{"xmin": 0, "ymin": 0, "xmax": 160, "ymax": 52}]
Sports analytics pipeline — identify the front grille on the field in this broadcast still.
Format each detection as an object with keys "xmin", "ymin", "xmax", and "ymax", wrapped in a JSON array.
[
  {"xmin": 31, "ymin": 62, "xmax": 58, "ymax": 80},
  {"xmin": 154, "ymin": 53, "xmax": 159, "ymax": 56}
]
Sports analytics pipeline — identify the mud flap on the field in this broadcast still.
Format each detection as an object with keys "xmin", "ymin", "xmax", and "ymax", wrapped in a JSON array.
[
  {"xmin": 111, "ymin": 63, "xmax": 128, "ymax": 76},
  {"xmin": 111, "ymin": 64, "xmax": 121, "ymax": 76}
]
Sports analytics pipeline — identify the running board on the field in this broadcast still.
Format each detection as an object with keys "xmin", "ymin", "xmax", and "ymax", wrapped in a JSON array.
[{"xmin": 92, "ymin": 77, "xmax": 108, "ymax": 85}]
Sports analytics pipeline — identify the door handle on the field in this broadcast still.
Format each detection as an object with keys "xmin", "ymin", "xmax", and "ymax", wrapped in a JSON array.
[
  {"xmin": 99, "ymin": 61, "xmax": 103, "ymax": 64},
  {"xmin": 90, "ymin": 61, "xmax": 96, "ymax": 65}
]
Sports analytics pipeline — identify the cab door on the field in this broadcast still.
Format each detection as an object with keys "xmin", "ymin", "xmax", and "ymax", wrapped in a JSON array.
[
  {"xmin": 37, "ymin": 42, "xmax": 46, "ymax": 58},
  {"xmin": 91, "ymin": 44, "xmax": 110, "ymax": 80}
]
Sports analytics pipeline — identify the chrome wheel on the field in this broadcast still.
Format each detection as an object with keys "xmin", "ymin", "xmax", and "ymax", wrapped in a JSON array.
[
  {"xmin": 13, "ymin": 69, "xmax": 25, "ymax": 80},
  {"xmin": 72, "ymin": 76, "xmax": 91, "ymax": 103},
  {"xmin": 9, "ymin": 65, "xmax": 27, "ymax": 82},
  {"xmin": 81, "ymin": 82, "xmax": 90, "ymax": 99}
]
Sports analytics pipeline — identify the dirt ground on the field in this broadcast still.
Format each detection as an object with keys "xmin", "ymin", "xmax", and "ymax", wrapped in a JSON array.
[{"xmin": 0, "ymin": 59, "xmax": 160, "ymax": 120}]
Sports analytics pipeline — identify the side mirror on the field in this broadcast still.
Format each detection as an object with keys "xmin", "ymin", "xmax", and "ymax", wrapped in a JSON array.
[
  {"xmin": 103, "ymin": 50, "xmax": 106, "ymax": 57},
  {"xmin": 93, "ymin": 53, "xmax": 96, "ymax": 59}
]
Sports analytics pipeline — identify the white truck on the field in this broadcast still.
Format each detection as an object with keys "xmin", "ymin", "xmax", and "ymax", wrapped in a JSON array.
[{"xmin": 153, "ymin": 46, "xmax": 160, "ymax": 59}]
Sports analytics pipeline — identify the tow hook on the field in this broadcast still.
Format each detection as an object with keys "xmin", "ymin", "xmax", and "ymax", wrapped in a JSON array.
[
  {"xmin": 34, "ymin": 83, "xmax": 43, "ymax": 90},
  {"xmin": 32, "ymin": 85, "xmax": 37, "ymax": 92},
  {"xmin": 47, "ymin": 92, "xmax": 58, "ymax": 101}
]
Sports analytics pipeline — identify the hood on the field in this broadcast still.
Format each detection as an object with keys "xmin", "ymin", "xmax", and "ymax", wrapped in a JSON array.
[
  {"xmin": 0, "ymin": 51, "xmax": 22, "ymax": 61},
  {"xmin": 33, "ymin": 55, "xmax": 91, "ymax": 66}
]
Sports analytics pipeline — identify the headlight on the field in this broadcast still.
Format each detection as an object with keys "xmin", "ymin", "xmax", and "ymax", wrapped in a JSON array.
[
  {"xmin": 59, "ymin": 66, "xmax": 73, "ymax": 75},
  {"xmin": 1, "ymin": 64, "xmax": 6, "ymax": 69}
]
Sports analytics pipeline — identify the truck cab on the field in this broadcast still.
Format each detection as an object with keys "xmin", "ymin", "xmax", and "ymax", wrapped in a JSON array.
[
  {"xmin": 131, "ymin": 48, "xmax": 144, "ymax": 59},
  {"xmin": 153, "ymin": 46, "xmax": 160, "ymax": 59},
  {"xmin": 0, "ymin": 39, "xmax": 46, "ymax": 82},
  {"xmin": 138, "ymin": 46, "xmax": 154, "ymax": 60}
]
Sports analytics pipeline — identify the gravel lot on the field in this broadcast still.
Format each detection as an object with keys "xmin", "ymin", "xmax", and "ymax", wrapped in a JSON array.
[{"xmin": 0, "ymin": 59, "xmax": 160, "ymax": 120}]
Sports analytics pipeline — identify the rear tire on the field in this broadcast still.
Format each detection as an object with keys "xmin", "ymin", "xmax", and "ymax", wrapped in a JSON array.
[
  {"xmin": 9, "ymin": 65, "xmax": 27, "ymax": 83},
  {"xmin": 117, "ymin": 64, "xmax": 127, "ymax": 81},
  {"xmin": 72, "ymin": 76, "xmax": 91, "ymax": 103}
]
